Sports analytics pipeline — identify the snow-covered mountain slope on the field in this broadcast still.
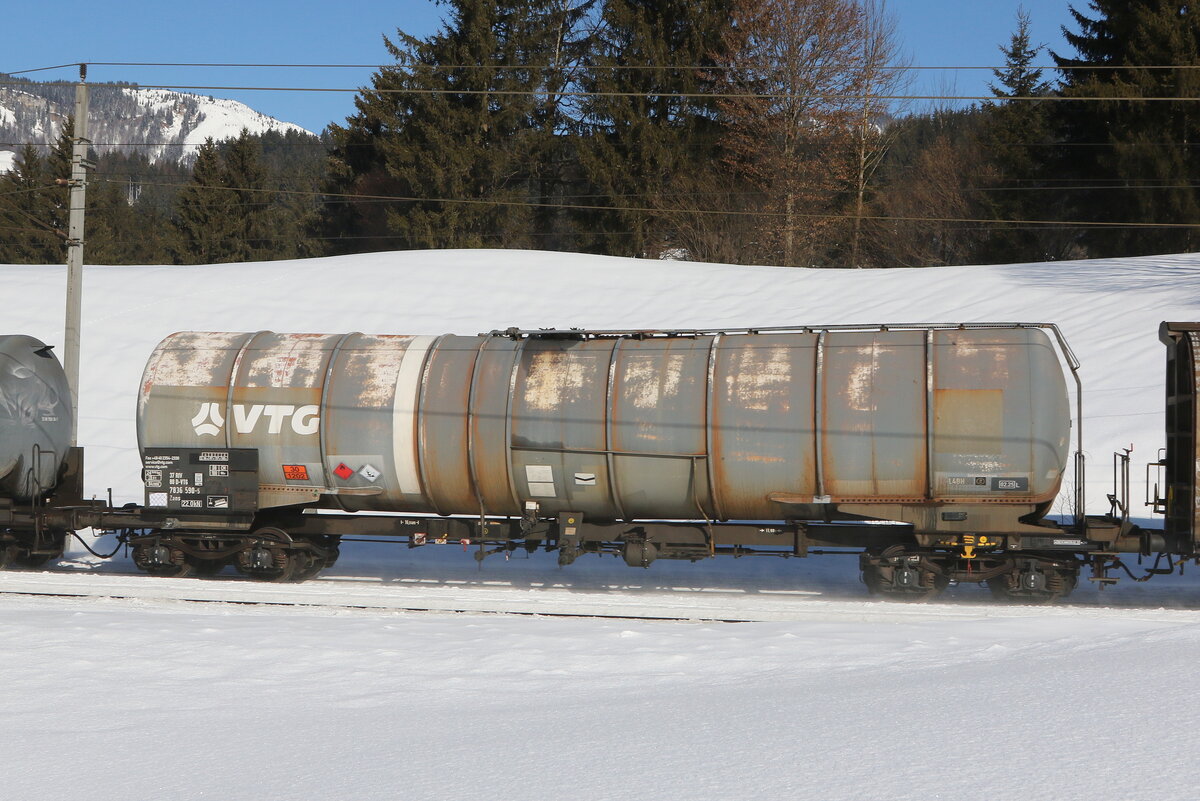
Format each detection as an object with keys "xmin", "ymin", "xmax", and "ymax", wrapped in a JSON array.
[{"xmin": 0, "ymin": 77, "xmax": 313, "ymax": 167}]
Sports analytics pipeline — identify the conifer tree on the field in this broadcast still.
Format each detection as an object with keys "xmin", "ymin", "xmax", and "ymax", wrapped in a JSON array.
[
  {"xmin": 577, "ymin": 0, "xmax": 734, "ymax": 257},
  {"xmin": 222, "ymin": 130, "xmax": 278, "ymax": 261},
  {"xmin": 976, "ymin": 8, "xmax": 1062, "ymax": 263},
  {"xmin": 0, "ymin": 126, "xmax": 76, "ymax": 264},
  {"xmin": 1053, "ymin": 1, "xmax": 1200, "ymax": 256},
  {"xmin": 319, "ymin": 0, "xmax": 593, "ymax": 253},
  {"xmin": 45, "ymin": 123, "xmax": 73, "ymax": 237},
  {"xmin": 171, "ymin": 132, "xmax": 280, "ymax": 264},
  {"xmin": 0, "ymin": 144, "xmax": 62, "ymax": 263},
  {"xmin": 86, "ymin": 151, "xmax": 177, "ymax": 265},
  {"xmin": 259, "ymin": 130, "xmax": 326, "ymax": 259},
  {"xmin": 171, "ymin": 139, "xmax": 239, "ymax": 264},
  {"xmin": 379, "ymin": 2, "xmax": 536, "ymax": 249},
  {"xmin": 85, "ymin": 176, "xmax": 173, "ymax": 265}
]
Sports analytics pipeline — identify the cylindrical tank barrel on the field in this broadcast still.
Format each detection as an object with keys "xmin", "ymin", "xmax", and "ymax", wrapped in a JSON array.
[
  {"xmin": 0, "ymin": 335, "xmax": 73, "ymax": 501},
  {"xmin": 137, "ymin": 327, "xmax": 1071, "ymax": 521}
]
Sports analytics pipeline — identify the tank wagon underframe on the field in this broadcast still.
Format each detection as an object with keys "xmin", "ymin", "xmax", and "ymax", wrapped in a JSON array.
[{"xmin": 47, "ymin": 499, "xmax": 1105, "ymax": 596}]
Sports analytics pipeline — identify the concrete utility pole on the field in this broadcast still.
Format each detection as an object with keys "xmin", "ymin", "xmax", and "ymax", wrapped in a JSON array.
[{"xmin": 63, "ymin": 64, "xmax": 91, "ymax": 446}]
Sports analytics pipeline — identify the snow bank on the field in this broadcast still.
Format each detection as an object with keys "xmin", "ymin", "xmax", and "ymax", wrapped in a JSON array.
[{"xmin": 3, "ymin": 249, "xmax": 1200, "ymax": 801}]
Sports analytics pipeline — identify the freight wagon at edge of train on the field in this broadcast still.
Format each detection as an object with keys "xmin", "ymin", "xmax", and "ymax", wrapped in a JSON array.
[{"xmin": 0, "ymin": 335, "xmax": 82, "ymax": 567}]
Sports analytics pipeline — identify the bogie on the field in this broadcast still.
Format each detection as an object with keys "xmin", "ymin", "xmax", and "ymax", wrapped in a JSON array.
[
  {"xmin": 860, "ymin": 546, "xmax": 951, "ymax": 602},
  {"xmin": 986, "ymin": 559, "xmax": 1080, "ymax": 604},
  {"xmin": 131, "ymin": 543, "xmax": 193, "ymax": 578}
]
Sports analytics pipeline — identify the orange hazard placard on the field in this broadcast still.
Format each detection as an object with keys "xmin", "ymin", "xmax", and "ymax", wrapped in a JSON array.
[{"xmin": 282, "ymin": 464, "xmax": 310, "ymax": 481}]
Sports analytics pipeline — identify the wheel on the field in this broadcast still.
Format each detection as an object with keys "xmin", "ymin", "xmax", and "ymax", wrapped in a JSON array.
[
  {"xmin": 233, "ymin": 527, "xmax": 298, "ymax": 582},
  {"xmin": 0, "ymin": 543, "xmax": 20, "ymax": 569},
  {"xmin": 132, "ymin": 544, "xmax": 194, "ymax": 578},
  {"xmin": 309, "ymin": 536, "xmax": 339, "ymax": 571},
  {"xmin": 987, "ymin": 563, "xmax": 1078, "ymax": 604},
  {"xmin": 861, "ymin": 546, "xmax": 950, "ymax": 602},
  {"xmin": 236, "ymin": 545, "xmax": 300, "ymax": 582},
  {"xmin": 288, "ymin": 551, "xmax": 325, "ymax": 582},
  {"xmin": 14, "ymin": 530, "xmax": 66, "ymax": 568}
]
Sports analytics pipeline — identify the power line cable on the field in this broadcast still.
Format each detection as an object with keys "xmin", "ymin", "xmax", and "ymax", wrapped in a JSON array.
[
  {"xmin": 7, "ymin": 78, "xmax": 1200, "ymax": 102},
  {"xmin": 0, "ymin": 184, "xmax": 60, "ymax": 199},
  {"xmin": 86, "ymin": 177, "xmax": 1200, "ymax": 230},
  {"xmin": 15, "ymin": 138, "xmax": 1200, "ymax": 150},
  {"xmin": 13, "ymin": 60, "xmax": 1200, "ymax": 73}
]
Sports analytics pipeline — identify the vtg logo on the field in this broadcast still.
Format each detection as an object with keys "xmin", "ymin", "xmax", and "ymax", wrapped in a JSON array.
[{"xmin": 191, "ymin": 402, "xmax": 320, "ymax": 437}]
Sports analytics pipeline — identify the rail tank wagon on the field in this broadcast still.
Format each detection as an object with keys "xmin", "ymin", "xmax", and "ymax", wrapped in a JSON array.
[
  {"xmin": 139, "ymin": 327, "xmax": 1070, "ymax": 524},
  {"xmin": 132, "ymin": 325, "xmax": 1077, "ymax": 593},
  {"xmin": 0, "ymin": 335, "xmax": 72, "ymax": 501}
]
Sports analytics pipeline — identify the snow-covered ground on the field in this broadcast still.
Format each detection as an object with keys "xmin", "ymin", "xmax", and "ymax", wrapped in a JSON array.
[{"xmin": 4, "ymin": 249, "xmax": 1200, "ymax": 800}]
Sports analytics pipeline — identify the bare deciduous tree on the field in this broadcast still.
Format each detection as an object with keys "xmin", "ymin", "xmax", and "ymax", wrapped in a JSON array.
[
  {"xmin": 715, "ymin": 0, "xmax": 907, "ymax": 267},
  {"xmin": 845, "ymin": 0, "xmax": 909, "ymax": 267},
  {"xmin": 865, "ymin": 126, "xmax": 994, "ymax": 267}
]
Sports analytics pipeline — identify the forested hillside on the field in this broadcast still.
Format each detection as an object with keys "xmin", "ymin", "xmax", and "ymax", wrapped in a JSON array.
[
  {"xmin": 2, "ymin": 0, "xmax": 1198, "ymax": 267},
  {"xmin": 0, "ymin": 73, "xmax": 312, "ymax": 165}
]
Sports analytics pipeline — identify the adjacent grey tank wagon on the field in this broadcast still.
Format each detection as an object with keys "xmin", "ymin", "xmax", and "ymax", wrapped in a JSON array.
[
  {"xmin": 0, "ymin": 335, "xmax": 82, "ymax": 566},
  {"xmin": 5, "ymin": 322, "xmax": 1200, "ymax": 602}
]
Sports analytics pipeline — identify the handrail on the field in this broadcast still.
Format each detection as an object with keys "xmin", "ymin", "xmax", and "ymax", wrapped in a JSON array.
[{"xmin": 485, "ymin": 321, "xmax": 1078, "ymax": 362}]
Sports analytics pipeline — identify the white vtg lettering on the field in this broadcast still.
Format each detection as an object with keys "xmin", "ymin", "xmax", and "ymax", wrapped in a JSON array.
[
  {"xmin": 234, "ymin": 404, "xmax": 320, "ymax": 435},
  {"xmin": 192, "ymin": 403, "xmax": 320, "ymax": 436}
]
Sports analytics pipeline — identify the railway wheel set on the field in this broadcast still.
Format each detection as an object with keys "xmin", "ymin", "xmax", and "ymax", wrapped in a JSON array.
[
  {"xmin": 127, "ymin": 528, "xmax": 339, "ymax": 581},
  {"xmin": 859, "ymin": 546, "xmax": 1081, "ymax": 603}
]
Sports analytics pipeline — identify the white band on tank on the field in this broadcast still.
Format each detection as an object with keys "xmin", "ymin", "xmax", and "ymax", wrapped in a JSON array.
[{"xmin": 392, "ymin": 335, "xmax": 436, "ymax": 496}]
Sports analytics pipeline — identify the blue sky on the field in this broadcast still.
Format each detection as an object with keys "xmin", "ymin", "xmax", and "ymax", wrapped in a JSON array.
[{"xmin": 3, "ymin": 0, "xmax": 1080, "ymax": 134}]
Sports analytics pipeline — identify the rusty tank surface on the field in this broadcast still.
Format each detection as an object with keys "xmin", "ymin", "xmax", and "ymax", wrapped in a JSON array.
[
  {"xmin": 137, "ymin": 324, "xmax": 1071, "ymax": 539},
  {"xmin": 0, "ymin": 335, "xmax": 73, "ymax": 502}
]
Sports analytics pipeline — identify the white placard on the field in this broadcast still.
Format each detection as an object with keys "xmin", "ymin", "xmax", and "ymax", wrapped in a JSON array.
[{"xmin": 525, "ymin": 465, "xmax": 554, "ymax": 483}]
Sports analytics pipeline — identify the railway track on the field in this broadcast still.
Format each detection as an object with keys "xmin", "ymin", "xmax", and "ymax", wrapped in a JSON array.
[
  {"xmin": 0, "ymin": 573, "xmax": 751, "ymax": 622},
  {"xmin": 5, "ymin": 566, "xmax": 1200, "ymax": 623},
  {"xmin": 0, "ymin": 568, "xmax": 834, "ymax": 622}
]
